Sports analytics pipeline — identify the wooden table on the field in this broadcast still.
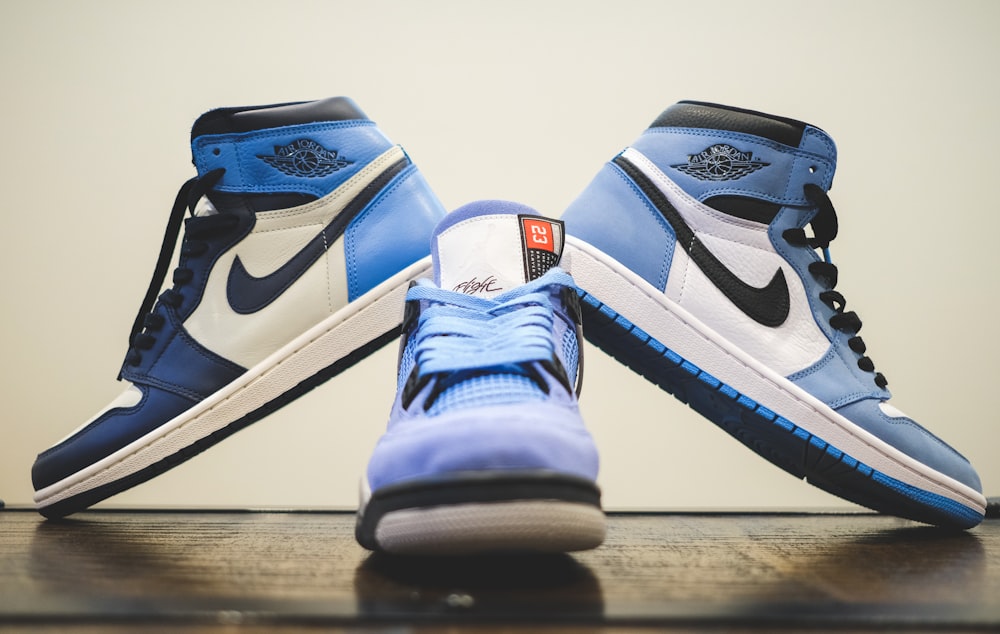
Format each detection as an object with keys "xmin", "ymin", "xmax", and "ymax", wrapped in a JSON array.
[{"xmin": 1, "ymin": 508, "xmax": 997, "ymax": 632}]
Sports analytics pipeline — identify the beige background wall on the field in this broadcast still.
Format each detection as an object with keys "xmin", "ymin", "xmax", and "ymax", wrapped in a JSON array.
[{"xmin": 1, "ymin": 0, "xmax": 997, "ymax": 512}]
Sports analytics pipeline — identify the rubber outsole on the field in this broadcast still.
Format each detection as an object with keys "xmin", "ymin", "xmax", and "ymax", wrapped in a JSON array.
[{"xmin": 356, "ymin": 471, "xmax": 605, "ymax": 555}]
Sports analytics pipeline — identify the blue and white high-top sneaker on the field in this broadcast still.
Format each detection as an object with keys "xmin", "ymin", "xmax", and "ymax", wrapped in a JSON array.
[
  {"xmin": 356, "ymin": 201, "xmax": 605, "ymax": 555},
  {"xmin": 32, "ymin": 97, "xmax": 447, "ymax": 518},
  {"xmin": 562, "ymin": 101, "xmax": 986, "ymax": 528}
]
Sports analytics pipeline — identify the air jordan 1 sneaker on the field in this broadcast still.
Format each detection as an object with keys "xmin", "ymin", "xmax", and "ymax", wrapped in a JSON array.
[
  {"xmin": 32, "ymin": 97, "xmax": 447, "ymax": 518},
  {"xmin": 562, "ymin": 101, "xmax": 985, "ymax": 528}
]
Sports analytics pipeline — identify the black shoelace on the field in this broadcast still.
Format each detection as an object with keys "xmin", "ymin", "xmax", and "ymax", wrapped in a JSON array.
[
  {"xmin": 119, "ymin": 168, "xmax": 234, "ymax": 376},
  {"xmin": 782, "ymin": 184, "xmax": 888, "ymax": 389}
]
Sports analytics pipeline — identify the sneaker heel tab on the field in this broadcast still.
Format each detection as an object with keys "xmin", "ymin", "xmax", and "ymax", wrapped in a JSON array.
[{"xmin": 191, "ymin": 97, "xmax": 368, "ymax": 138}]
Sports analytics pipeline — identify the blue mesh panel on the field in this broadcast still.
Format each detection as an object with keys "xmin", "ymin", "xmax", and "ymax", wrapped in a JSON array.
[
  {"xmin": 427, "ymin": 373, "xmax": 545, "ymax": 416},
  {"xmin": 397, "ymin": 337, "xmax": 417, "ymax": 393},
  {"xmin": 562, "ymin": 328, "xmax": 579, "ymax": 388}
]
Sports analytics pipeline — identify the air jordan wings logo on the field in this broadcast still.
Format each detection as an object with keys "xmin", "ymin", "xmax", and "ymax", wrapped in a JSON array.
[
  {"xmin": 257, "ymin": 139, "xmax": 352, "ymax": 178},
  {"xmin": 672, "ymin": 144, "xmax": 769, "ymax": 181}
]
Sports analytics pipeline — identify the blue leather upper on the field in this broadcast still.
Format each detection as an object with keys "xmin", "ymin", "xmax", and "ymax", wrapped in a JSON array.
[
  {"xmin": 563, "ymin": 160, "xmax": 677, "ymax": 291},
  {"xmin": 345, "ymin": 163, "xmax": 446, "ymax": 301},
  {"xmin": 192, "ymin": 120, "xmax": 394, "ymax": 199}
]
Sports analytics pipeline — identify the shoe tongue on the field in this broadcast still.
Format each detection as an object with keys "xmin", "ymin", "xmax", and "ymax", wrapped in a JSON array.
[{"xmin": 433, "ymin": 200, "xmax": 565, "ymax": 299}]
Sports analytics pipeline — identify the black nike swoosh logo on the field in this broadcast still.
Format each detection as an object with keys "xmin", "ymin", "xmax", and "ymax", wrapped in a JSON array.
[
  {"xmin": 226, "ymin": 157, "xmax": 410, "ymax": 314},
  {"xmin": 612, "ymin": 155, "xmax": 789, "ymax": 327}
]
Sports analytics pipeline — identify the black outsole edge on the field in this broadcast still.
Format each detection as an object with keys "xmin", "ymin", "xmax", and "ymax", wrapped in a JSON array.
[
  {"xmin": 355, "ymin": 472, "xmax": 603, "ymax": 551},
  {"xmin": 38, "ymin": 327, "xmax": 401, "ymax": 520},
  {"xmin": 988, "ymin": 497, "xmax": 1000, "ymax": 519}
]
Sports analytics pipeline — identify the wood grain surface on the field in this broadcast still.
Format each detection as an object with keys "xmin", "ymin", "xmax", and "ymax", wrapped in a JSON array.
[{"xmin": 1, "ymin": 509, "xmax": 997, "ymax": 632}]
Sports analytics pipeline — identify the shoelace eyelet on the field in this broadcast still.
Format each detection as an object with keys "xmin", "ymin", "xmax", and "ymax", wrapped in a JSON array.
[
  {"xmin": 119, "ymin": 168, "xmax": 227, "ymax": 378},
  {"xmin": 788, "ymin": 185, "xmax": 887, "ymax": 390}
]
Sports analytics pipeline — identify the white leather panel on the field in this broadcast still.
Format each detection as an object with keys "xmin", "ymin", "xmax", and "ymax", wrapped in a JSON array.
[
  {"xmin": 624, "ymin": 147, "xmax": 829, "ymax": 376},
  {"xmin": 184, "ymin": 146, "xmax": 402, "ymax": 367}
]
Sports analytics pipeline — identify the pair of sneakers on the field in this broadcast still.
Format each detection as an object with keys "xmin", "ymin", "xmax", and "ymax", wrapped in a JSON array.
[{"xmin": 32, "ymin": 98, "xmax": 986, "ymax": 555}]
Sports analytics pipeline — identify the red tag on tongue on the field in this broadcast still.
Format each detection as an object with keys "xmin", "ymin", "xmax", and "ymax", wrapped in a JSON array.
[
  {"xmin": 519, "ymin": 215, "xmax": 564, "ymax": 281},
  {"xmin": 522, "ymin": 218, "xmax": 557, "ymax": 252}
]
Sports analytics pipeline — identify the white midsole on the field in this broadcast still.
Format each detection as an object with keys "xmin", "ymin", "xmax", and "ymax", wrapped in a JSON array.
[
  {"xmin": 34, "ymin": 257, "xmax": 432, "ymax": 508},
  {"xmin": 563, "ymin": 237, "xmax": 986, "ymax": 514},
  {"xmin": 374, "ymin": 500, "xmax": 607, "ymax": 555}
]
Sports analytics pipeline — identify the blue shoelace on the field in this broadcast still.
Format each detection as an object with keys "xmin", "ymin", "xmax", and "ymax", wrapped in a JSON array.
[{"xmin": 400, "ymin": 269, "xmax": 577, "ymax": 410}]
